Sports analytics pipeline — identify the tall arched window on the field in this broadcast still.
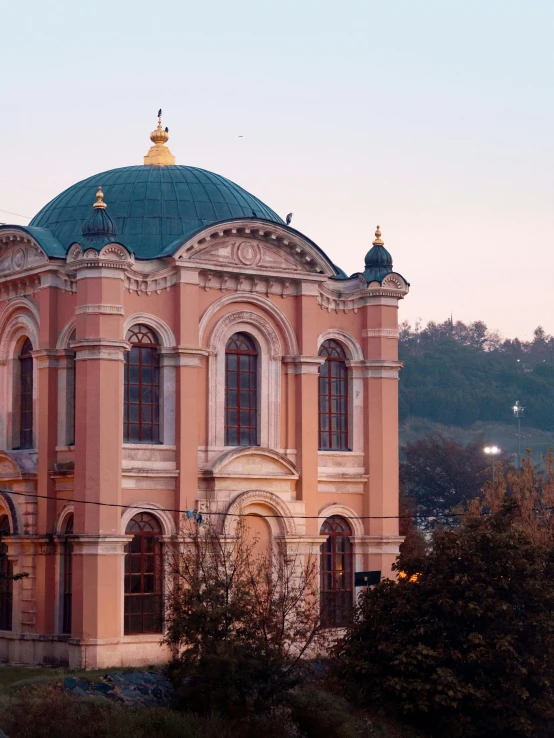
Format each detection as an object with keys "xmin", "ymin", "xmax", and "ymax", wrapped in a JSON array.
[
  {"xmin": 19, "ymin": 339, "xmax": 33, "ymax": 449},
  {"xmin": 62, "ymin": 515, "xmax": 73, "ymax": 635},
  {"xmin": 320, "ymin": 516, "xmax": 353, "ymax": 627},
  {"xmin": 318, "ymin": 339, "xmax": 349, "ymax": 451},
  {"xmin": 124, "ymin": 325, "xmax": 160, "ymax": 443},
  {"xmin": 0, "ymin": 514, "xmax": 13, "ymax": 631},
  {"xmin": 124, "ymin": 513, "xmax": 163, "ymax": 634},
  {"xmin": 225, "ymin": 333, "xmax": 258, "ymax": 447}
]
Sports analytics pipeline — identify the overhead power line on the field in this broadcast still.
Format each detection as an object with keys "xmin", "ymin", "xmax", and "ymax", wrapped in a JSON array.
[
  {"xmin": 0, "ymin": 207, "xmax": 31, "ymax": 219},
  {"xmin": 5, "ymin": 489, "xmax": 466, "ymax": 521}
]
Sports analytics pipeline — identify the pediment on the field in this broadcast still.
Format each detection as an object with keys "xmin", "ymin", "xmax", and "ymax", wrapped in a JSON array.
[
  {"xmin": 190, "ymin": 238, "xmax": 303, "ymax": 274},
  {"xmin": 0, "ymin": 453, "xmax": 21, "ymax": 478},
  {"xmin": 210, "ymin": 448, "xmax": 299, "ymax": 478},
  {"xmin": 173, "ymin": 221, "xmax": 336, "ymax": 277},
  {"xmin": 0, "ymin": 241, "xmax": 49, "ymax": 278}
]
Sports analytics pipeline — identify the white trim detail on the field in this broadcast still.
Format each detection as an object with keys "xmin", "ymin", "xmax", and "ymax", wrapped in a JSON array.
[
  {"xmin": 223, "ymin": 489, "xmax": 296, "ymax": 537},
  {"xmin": 120, "ymin": 502, "xmax": 176, "ymax": 538},
  {"xmin": 207, "ymin": 310, "xmax": 281, "ymax": 449},
  {"xmin": 199, "ymin": 293, "xmax": 298, "ymax": 355},
  {"xmin": 317, "ymin": 329, "xmax": 363, "ymax": 361},
  {"xmin": 123, "ymin": 313, "xmax": 175, "ymax": 348},
  {"xmin": 55, "ymin": 504, "xmax": 75, "ymax": 535},
  {"xmin": 318, "ymin": 502, "xmax": 365, "ymax": 537},
  {"xmin": 362, "ymin": 328, "xmax": 400, "ymax": 339}
]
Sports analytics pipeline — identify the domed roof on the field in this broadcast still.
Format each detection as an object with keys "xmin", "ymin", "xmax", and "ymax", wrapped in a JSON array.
[{"xmin": 29, "ymin": 165, "xmax": 285, "ymax": 259}]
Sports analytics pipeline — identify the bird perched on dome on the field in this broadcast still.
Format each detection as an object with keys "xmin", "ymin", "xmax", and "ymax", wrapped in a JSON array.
[{"xmin": 144, "ymin": 110, "xmax": 176, "ymax": 166}]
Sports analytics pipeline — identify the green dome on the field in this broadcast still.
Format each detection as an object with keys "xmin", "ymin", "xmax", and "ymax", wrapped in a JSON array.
[{"xmin": 29, "ymin": 165, "xmax": 285, "ymax": 259}]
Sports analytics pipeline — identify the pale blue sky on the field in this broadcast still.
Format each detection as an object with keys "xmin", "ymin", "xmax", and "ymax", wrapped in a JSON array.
[{"xmin": 1, "ymin": 0, "xmax": 553, "ymax": 338}]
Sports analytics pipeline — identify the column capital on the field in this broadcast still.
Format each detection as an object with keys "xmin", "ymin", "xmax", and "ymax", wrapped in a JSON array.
[
  {"xmin": 73, "ymin": 338, "xmax": 130, "ymax": 362},
  {"xmin": 71, "ymin": 534, "xmax": 132, "ymax": 555},
  {"xmin": 31, "ymin": 349, "xmax": 67, "ymax": 369},
  {"xmin": 348, "ymin": 359, "xmax": 403, "ymax": 379},
  {"xmin": 161, "ymin": 346, "xmax": 210, "ymax": 368},
  {"xmin": 351, "ymin": 535, "xmax": 404, "ymax": 554},
  {"xmin": 283, "ymin": 355, "xmax": 325, "ymax": 375}
]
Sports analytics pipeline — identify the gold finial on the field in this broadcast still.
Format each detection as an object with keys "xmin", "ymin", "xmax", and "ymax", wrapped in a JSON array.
[
  {"xmin": 372, "ymin": 225, "xmax": 384, "ymax": 246},
  {"xmin": 93, "ymin": 186, "xmax": 107, "ymax": 210},
  {"xmin": 144, "ymin": 108, "xmax": 176, "ymax": 166}
]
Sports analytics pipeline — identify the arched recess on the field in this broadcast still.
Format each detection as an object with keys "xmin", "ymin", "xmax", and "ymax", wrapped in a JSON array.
[
  {"xmin": 122, "ymin": 313, "xmax": 176, "ymax": 348},
  {"xmin": 0, "ymin": 490, "xmax": 20, "ymax": 535},
  {"xmin": 56, "ymin": 318, "xmax": 77, "ymax": 350},
  {"xmin": 0, "ymin": 308, "xmax": 39, "ymax": 450},
  {"xmin": 55, "ymin": 504, "xmax": 75, "ymax": 535},
  {"xmin": 318, "ymin": 502, "xmax": 364, "ymax": 538},
  {"xmin": 206, "ymin": 310, "xmax": 283, "ymax": 450},
  {"xmin": 122, "ymin": 314, "xmax": 176, "ymax": 445},
  {"xmin": 120, "ymin": 501, "xmax": 176, "ymax": 538},
  {"xmin": 56, "ymin": 321, "xmax": 77, "ymax": 447},
  {"xmin": 317, "ymin": 329, "xmax": 363, "ymax": 361},
  {"xmin": 317, "ymin": 330, "xmax": 364, "ymax": 455},
  {"xmin": 223, "ymin": 489, "xmax": 296, "ymax": 537},
  {"xmin": 199, "ymin": 293, "xmax": 298, "ymax": 356}
]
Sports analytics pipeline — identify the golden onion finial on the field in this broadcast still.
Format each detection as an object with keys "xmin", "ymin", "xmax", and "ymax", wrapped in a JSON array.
[
  {"xmin": 144, "ymin": 108, "xmax": 176, "ymax": 166},
  {"xmin": 372, "ymin": 225, "xmax": 384, "ymax": 246},
  {"xmin": 93, "ymin": 186, "xmax": 107, "ymax": 210}
]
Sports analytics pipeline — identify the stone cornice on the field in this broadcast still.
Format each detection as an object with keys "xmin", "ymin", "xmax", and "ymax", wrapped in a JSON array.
[
  {"xmin": 362, "ymin": 328, "xmax": 400, "ymax": 339},
  {"xmin": 71, "ymin": 535, "xmax": 133, "ymax": 555},
  {"xmin": 347, "ymin": 359, "xmax": 403, "ymax": 379}
]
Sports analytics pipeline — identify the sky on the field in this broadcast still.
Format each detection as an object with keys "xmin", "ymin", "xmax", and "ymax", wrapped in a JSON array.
[{"xmin": 1, "ymin": 0, "xmax": 553, "ymax": 339}]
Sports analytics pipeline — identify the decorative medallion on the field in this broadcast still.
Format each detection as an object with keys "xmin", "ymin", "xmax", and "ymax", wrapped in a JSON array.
[
  {"xmin": 12, "ymin": 249, "xmax": 26, "ymax": 272},
  {"xmin": 236, "ymin": 241, "xmax": 261, "ymax": 267}
]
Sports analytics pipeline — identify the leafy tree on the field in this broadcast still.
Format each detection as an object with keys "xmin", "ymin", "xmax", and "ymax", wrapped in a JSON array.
[
  {"xmin": 399, "ymin": 319, "xmax": 554, "ymax": 430},
  {"xmin": 335, "ymin": 501, "xmax": 554, "ymax": 737},
  {"xmin": 400, "ymin": 432, "xmax": 491, "ymax": 523},
  {"xmin": 163, "ymin": 517, "xmax": 325, "ymax": 717}
]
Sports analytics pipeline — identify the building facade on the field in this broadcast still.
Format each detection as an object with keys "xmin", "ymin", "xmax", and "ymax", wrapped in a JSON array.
[{"xmin": 0, "ymin": 116, "xmax": 409, "ymax": 668}]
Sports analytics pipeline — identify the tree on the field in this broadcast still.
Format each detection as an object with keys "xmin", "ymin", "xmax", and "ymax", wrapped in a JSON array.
[
  {"xmin": 400, "ymin": 433, "xmax": 490, "ymax": 524},
  {"xmin": 335, "ymin": 501, "xmax": 554, "ymax": 738},
  {"xmin": 163, "ymin": 517, "xmax": 325, "ymax": 716}
]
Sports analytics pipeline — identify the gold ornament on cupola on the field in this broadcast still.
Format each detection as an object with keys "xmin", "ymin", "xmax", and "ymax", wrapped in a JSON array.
[{"xmin": 144, "ymin": 109, "xmax": 176, "ymax": 166}]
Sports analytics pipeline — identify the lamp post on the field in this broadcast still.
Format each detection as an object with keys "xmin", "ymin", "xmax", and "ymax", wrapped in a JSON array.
[
  {"xmin": 513, "ymin": 401, "xmax": 525, "ymax": 468},
  {"xmin": 484, "ymin": 446, "xmax": 501, "ymax": 484}
]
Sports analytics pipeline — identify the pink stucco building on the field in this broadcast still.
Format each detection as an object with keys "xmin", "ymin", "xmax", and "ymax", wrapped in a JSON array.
[{"xmin": 0, "ymin": 115, "xmax": 409, "ymax": 668}]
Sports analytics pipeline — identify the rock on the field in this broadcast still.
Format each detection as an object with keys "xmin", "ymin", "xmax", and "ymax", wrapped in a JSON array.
[
  {"xmin": 71, "ymin": 686, "xmax": 88, "ymax": 698},
  {"xmin": 63, "ymin": 676, "xmax": 77, "ymax": 691},
  {"xmin": 90, "ymin": 682, "xmax": 114, "ymax": 694}
]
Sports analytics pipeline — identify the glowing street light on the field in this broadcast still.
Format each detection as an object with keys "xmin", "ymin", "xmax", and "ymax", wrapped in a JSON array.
[
  {"xmin": 484, "ymin": 445, "xmax": 501, "ymax": 483},
  {"xmin": 513, "ymin": 401, "xmax": 525, "ymax": 468}
]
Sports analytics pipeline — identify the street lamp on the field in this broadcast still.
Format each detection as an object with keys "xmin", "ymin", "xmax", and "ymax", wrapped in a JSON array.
[
  {"xmin": 484, "ymin": 446, "xmax": 501, "ymax": 483},
  {"xmin": 513, "ymin": 401, "xmax": 525, "ymax": 468}
]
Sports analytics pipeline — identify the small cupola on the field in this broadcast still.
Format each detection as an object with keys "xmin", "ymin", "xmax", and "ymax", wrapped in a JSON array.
[
  {"xmin": 82, "ymin": 186, "xmax": 117, "ymax": 241},
  {"xmin": 362, "ymin": 225, "xmax": 393, "ymax": 284}
]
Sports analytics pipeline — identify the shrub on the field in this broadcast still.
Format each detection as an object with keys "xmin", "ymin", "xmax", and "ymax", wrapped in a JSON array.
[{"xmin": 336, "ymin": 501, "xmax": 554, "ymax": 738}]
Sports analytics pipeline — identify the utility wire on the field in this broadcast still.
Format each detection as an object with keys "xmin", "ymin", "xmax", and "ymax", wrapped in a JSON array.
[
  {"xmin": 0, "ymin": 208, "xmax": 31, "ymax": 219},
  {"xmin": 5, "ymin": 489, "xmax": 467, "ymax": 521}
]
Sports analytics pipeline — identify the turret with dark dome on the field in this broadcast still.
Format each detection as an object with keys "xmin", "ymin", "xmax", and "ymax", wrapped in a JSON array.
[{"xmin": 28, "ymin": 112, "xmax": 285, "ymax": 260}]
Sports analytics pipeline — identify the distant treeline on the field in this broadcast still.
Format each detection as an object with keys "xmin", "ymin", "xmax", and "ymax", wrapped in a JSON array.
[{"xmin": 399, "ymin": 320, "xmax": 554, "ymax": 430}]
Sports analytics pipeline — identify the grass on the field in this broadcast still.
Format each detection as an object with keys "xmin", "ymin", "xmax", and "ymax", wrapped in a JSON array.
[{"xmin": 0, "ymin": 664, "xmax": 427, "ymax": 738}]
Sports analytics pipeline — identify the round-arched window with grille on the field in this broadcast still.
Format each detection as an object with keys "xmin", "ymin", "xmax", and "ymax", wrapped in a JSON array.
[
  {"xmin": 318, "ymin": 340, "xmax": 349, "ymax": 451},
  {"xmin": 320, "ymin": 515, "xmax": 353, "ymax": 627},
  {"xmin": 19, "ymin": 338, "xmax": 33, "ymax": 449},
  {"xmin": 124, "ymin": 512, "xmax": 163, "ymax": 634},
  {"xmin": 124, "ymin": 325, "xmax": 160, "ymax": 443},
  {"xmin": 225, "ymin": 332, "xmax": 258, "ymax": 447}
]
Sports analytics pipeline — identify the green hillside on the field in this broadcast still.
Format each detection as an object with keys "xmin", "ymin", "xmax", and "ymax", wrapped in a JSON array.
[{"xmin": 399, "ymin": 320, "xmax": 554, "ymax": 460}]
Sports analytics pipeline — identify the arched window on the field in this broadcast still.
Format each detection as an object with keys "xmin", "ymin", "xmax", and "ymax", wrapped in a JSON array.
[
  {"xmin": 19, "ymin": 339, "xmax": 33, "ymax": 449},
  {"xmin": 62, "ymin": 515, "xmax": 73, "ymax": 635},
  {"xmin": 124, "ymin": 325, "xmax": 160, "ymax": 444},
  {"xmin": 225, "ymin": 333, "xmax": 258, "ymax": 447},
  {"xmin": 320, "ymin": 516, "xmax": 353, "ymax": 627},
  {"xmin": 124, "ymin": 513, "xmax": 163, "ymax": 634},
  {"xmin": 0, "ymin": 514, "xmax": 13, "ymax": 631},
  {"xmin": 68, "ymin": 331, "xmax": 76, "ymax": 446},
  {"xmin": 318, "ymin": 339, "xmax": 349, "ymax": 451}
]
